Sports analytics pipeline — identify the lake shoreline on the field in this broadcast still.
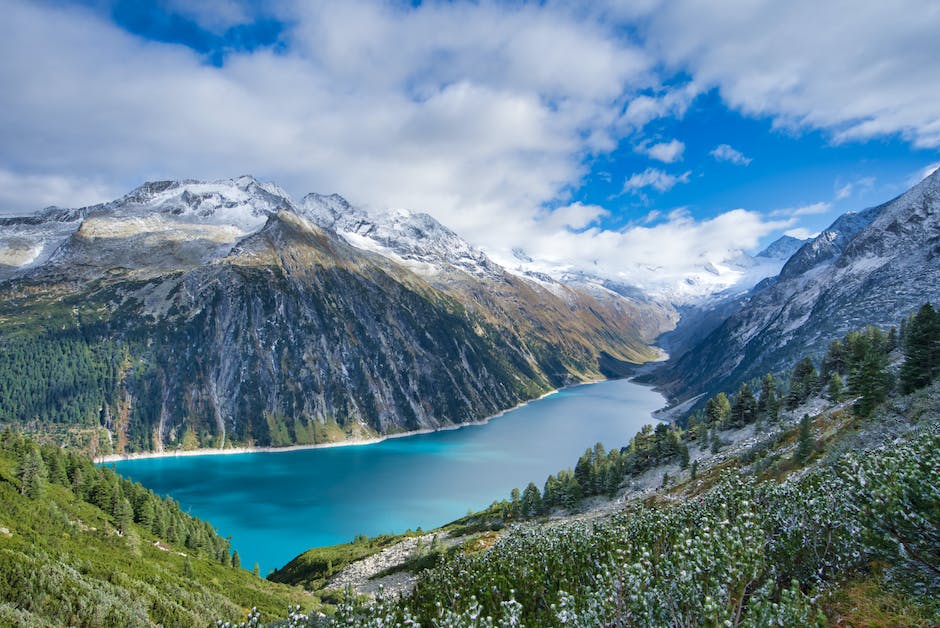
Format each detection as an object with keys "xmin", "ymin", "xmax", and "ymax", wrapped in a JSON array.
[{"xmin": 95, "ymin": 381, "xmax": 613, "ymax": 464}]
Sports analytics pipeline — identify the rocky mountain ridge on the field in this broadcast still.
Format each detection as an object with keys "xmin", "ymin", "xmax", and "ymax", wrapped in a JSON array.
[
  {"xmin": 654, "ymin": 168, "xmax": 940, "ymax": 400},
  {"xmin": 0, "ymin": 176, "xmax": 672, "ymax": 453}
]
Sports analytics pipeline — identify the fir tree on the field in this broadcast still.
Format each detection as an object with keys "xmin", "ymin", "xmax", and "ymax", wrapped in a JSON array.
[
  {"xmin": 729, "ymin": 383, "xmax": 757, "ymax": 428},
  {"xmin": 679, "ymin": 443, "xmax": 690, "ymax": 470},
  {"xmin": 521, "ymin": 482, "xmax": 543, "ymax": 518},
  {"xmin": 794, "ymin": 414, "xmax": 814, "ymax": 464},
  {"xmin": 705, "ymin": 393, "xmax": 731, "ymax": 426},
  {"xmin": 828, "ymin": 372, "xmax": 844, "ymax": 402},
  {"xmin": 19, "ymin": 448, "xmax": 47, "ymax": 499},
  {"xmin": 710, "ymin": 428, "xmax": 721, "ymax": 454},
  {"xmin": 509, "ymin": 487, "xmax": 522, "ymax": 519},
  {"xmin": 852, "ymin": 348, "xmax": 893, "ymax": 417},
  {"xmin": 232, "ymin": 549, "xmax": 241, "ymax": 570},
  {"xmin": 114, "ymin": 497, "xmax": 133, "ymax": 534},
  {"xmin": 900, "ymin": 303, "xmax": 940, "ymax": 393},
  {"xmin": 757, "ymin": 373, "xmax": 779, "ymax": 423}
]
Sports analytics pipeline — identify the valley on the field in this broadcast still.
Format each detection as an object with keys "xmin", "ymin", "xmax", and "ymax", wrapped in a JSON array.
[{"xmin": 1, "ymin": 169, "xmax": 939, "ymax": 626}]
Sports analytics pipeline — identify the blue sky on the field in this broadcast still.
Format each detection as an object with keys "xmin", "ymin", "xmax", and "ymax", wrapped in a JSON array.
[{"xmin": 1, "ymin": 0, "xmax": 938, "ymax": 293}]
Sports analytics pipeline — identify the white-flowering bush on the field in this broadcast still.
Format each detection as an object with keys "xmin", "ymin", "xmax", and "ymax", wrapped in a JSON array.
[{"xmin": 242, "ymin": 430, "xmax": 938, "ymax": 627}]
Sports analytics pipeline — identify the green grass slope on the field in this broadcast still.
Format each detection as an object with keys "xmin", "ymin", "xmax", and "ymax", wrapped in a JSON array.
[{"xmin": 0, "ymin": 432, "xmax": 308, "ymax": 626}]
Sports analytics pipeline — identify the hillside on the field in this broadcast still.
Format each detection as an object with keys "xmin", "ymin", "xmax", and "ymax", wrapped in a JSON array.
[
  {"xmin": 0, "ymin": 177, "xmax": 672, "ymax": 454},
  {"xmin": 264, "ymin": 308, "xmax": 940, "ymax": 626},
  {"xmin": 0, "ymin": 430, "xmax": 310, "ymax": 626},
  {"xmin": 653, "ymin": 168, "xmax": 940, "ymax": 401}
]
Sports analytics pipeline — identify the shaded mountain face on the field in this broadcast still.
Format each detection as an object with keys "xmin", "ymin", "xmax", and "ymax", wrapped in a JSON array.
[
  {"xmin": 0, "ymin": 177, "xmax": 671, "ymax": 453},
  {"xmin": 654, "ymin": 169, "xmax": 940, "ymax": 400}
]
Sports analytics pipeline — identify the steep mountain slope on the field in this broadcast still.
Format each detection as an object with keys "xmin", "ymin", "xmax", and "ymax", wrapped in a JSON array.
[
  {"xmin": 653, "ymin": 235, "xmax": 809, "ymax": 363},
  {"xmin": 302, "ymin": 193, "xmax": 675, "ymax": 371},
  {"xmin": 656, "ymin": 169, "xmax": 940, "ymax": 400},
  {"xmin": 0, "ymin": 177, "xmax": 669, "ymax": 453}
]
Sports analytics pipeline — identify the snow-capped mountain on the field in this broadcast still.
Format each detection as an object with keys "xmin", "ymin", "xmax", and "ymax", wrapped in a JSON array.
[
  {"xmin": 301, "ymin": 193, "xmax": 504, "ymax": 281},
  {"xmin": 654, "ymin": 168, "xmax": 940, "ymax": 400},
  {"xmin": 507, "ymin": 233, "xmax": 806, "ymax": 307},
  {"xmin": 0, "ymin": 176, "xmax": 673, "ymax": 453}
]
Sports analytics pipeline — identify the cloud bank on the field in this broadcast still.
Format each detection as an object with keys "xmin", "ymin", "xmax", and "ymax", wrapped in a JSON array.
[{"xmin": 0, "ymin": 0, "xmax": 937, "ymax": 296}]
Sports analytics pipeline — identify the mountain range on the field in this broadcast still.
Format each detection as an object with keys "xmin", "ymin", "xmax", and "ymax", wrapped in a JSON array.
[
  {"xmin": 0, "ymin": 176, "xmax": 673, "ymax": 454},
  {"xmin": 2, "ymin": 167, "xmax": 937, "ymax": 452},
  {"xmin": 653, "ymin": 167, "xmax": 940, "ymax": 400}
]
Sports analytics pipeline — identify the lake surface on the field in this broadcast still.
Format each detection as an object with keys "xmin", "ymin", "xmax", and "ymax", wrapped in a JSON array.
[{"xmin": 110, "ymin": 378, "xmax": 663, "ymax": 575}]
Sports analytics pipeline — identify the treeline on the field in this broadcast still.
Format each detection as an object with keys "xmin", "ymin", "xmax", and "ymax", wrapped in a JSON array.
[
  {"xmin": 0, "ymin": 333, "xmax": 126, "ymax": 426},
  {"xmin": 1, "ymin": 429, "xmax": 233, "ymax": 565},
  {"xmin": 491, "ymin": 303, "xmax": 940, "ymax": 522}
]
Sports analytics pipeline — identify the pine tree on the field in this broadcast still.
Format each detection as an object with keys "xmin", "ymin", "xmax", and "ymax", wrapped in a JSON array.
[
  {"xmin": 757, "ymin": 373, "xmax": 779, "ymax": 423},
  {"xmin": 253, "ymin": 563, "xmax": 261, "ymax": 578},
  {"xmin": 794, "ymin": 414, "xmax": 814, "ymax": 464},
  {"xmin": 19, "ymin": 449, "xmax": 47, "ymax": 499},
  {"xmin": 509, "ymin": 487, "xmax": 522, "ymax": 519},
  {"xmin": 900, "ymin": 303, "xmax": 940, "ymax": 393},
  {"xmin": 828, "ymin": 372, "xmax": 844, "ymax": 402},
  {"xmin": 521, "ymin": 482, "xmax": 543, "ymax": 518},
  {"xmin": 232, "ymin": 549, "xmax": 241, "ymax": 569},
  {"xmin": 679, "ymin": 443, "xmax": 690, "ymax": 470},
  {"xmin": 705, "ymin": 393, "xmax": 731, "ymax": 426},
  {"xmin": 853, "ymin": 348, "xmax": 893, "ymax": 417},
  {"xmin": 690, "ymin": 460, "xmax": 698, "ymax": 481},
  {"xmin": 729, "ymin": 383, "xmax": 757, "ymax": 428},
  {"xmin": 788, "ymin": 357, "xmax": 819, "ymax": 409},
  {"xmin": 115, "ymin": 496, "xmax": 133, "ymax": 534}
]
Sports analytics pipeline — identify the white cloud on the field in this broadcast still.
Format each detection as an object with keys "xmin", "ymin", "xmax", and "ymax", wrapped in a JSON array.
[
  {"xmin": 834, "ymin": 176, "xmax": 875, "ymax": 200},
  {"xmin": 644, "ymin": 0, "xmax": 940, "ymax": 148},
  {"xmin": 0, "ymin": 169, "xmax": 120, "ymax": 212},
  {"xmin": 623, "ymin": 168, "xmax": 691, "ymax": 193},
  {"xmin": 638, "ymin": 139, "xmax": 685, "ymax": 163},
  {"xmin": 709, "ymin": 144, "xmax": 752, "ymax": 165},
  {"xmin": 770, "ymin": 201, "xmax": 831, "ymax": 218},
  {"xmin": 907, "ymin": 162, "xmax": 940, "ymax": 187},
  {"xmin": 0, "ymin": 0, "xmax": 652, "ymax": 238},
  {"xmin": 163, "ymin": 0, "xmax": 253, "ymax": 32},
  {"xmin": 538, "ymin": 202, "xmax": 609, "ymax": 231},
  {"xmin": 618, "ymin": 83, "xmax": 699, "ymax": 131},
  {"xmin": 784, "ymin": 227, "xmax": 818, "ymax": 240},
  {"xmin": 1, "ymin": 0, "xmax": 936, "ymax": 299},
  {"xmin": 503, "ymin": 206, "xmax": 791, "ymax": 297}
]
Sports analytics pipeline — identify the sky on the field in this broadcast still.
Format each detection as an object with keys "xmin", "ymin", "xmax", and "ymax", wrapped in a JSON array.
[{"xmin": 1, "ymin": 0, "xmax": 939, "ymax": 291}]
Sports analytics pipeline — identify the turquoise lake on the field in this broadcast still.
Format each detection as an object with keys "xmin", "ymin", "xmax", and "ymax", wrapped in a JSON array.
[{"xmin": 110, "ymin": 378, "xmax": 663, "ymax": 575}]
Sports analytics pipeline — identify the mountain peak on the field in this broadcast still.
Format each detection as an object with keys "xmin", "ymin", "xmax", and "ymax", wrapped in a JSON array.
[
  {"xmin": 756, "ymin": 235, "xmax": 806, "ymax": 260},
  {"xmin": 301, "ymin": 194, "xmax": 503, "ymax": 281}
]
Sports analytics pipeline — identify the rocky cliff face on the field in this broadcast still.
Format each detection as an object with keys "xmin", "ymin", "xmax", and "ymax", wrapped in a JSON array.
[
  {"xmin": 655, "ymin": 169, "xmax": 940, "ymax": 400},
  {"xmin": 0, "ymin": 177, "xmax": 672, "ymax": 452}
]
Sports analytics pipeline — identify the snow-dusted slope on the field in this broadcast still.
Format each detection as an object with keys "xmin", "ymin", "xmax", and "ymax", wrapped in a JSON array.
[
  {"xmin": 3, "ymin": 176, "xmax": 299, "ymax": 279},
  {"xmin": 657, "ymin": 169, "xmax": 940, "ymax": 400},
  {"xmin": 301, "ymin": 193, "xmax": 504, "ymax": 281},
  {"xmin": 507, "ymin": 233, "xmax": 805, "ymax": 307},
  {"xmin": 0, "ymin": 207, "xmax": 86, "ymax": 279}
]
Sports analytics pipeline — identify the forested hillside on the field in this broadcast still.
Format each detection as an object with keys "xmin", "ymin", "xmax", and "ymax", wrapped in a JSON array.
[{"xmin": 0, "ymin": 430, "xmax": 309, "ymax": 625}]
